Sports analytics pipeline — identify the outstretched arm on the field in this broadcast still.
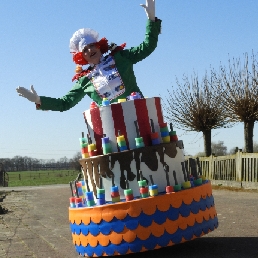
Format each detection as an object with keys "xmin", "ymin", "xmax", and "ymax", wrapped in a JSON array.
[
  {"xmin": 16, "ymin": 76, "xmax": 102, "ymax": 111},
  {"xmin": 16, "ymin": 85, "xmax": 41, "ymax": 104}
]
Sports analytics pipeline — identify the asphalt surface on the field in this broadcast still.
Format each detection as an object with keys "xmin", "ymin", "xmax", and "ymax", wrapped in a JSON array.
[{"xmin": 0, "ymin": 184, "xmax": 258, "ymax": 258}]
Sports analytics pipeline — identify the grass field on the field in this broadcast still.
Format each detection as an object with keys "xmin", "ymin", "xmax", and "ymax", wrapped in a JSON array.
[{"xmin": 5, "ymin": 170, "xmax": 80, "ymax": 187}]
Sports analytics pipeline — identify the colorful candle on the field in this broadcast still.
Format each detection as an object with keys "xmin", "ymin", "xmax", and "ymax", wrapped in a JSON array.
[
  {"xmin": 134, "ymin": 121, "xmax": 145, "ymax": 148},
  {"xmin": 164, "ymin": 164, "xmax": 174, "ymax": 193},
  {"xmin": 160, "ymin": 123, "xmax": 170, "ymax": 143},
  {"xmin": 75, "ymin": 197, "xmax": 83, "ymax": 208},
  {"xmin": 101, "ymin": 134, "xmax": 112, "ymax": 154},
  {"xmin": 79, "ymin": 132, "xmax": 89, "ymax": 158},
  {"xmin": 96, "ymin": 177, "xmax": 106, "ymax": 205},
  {"xmin": 150, "ymin": 119, "xmax": 160, "ymax": 145},
  {"xmin": 102, "ymin": 98, "xmax": 110, "ymax": 106},
  {"xmin": 181, "ymin": 162, "xmax": 191, "ymax": 189},
  {"xmin": 138, "ymin": 170, "xmax": 149, "ymax": 198},
  {"xmin": 148, "ymin": 175, "xmax": 158, "ymax": 196},
  {"xmin": 116, "ymin": 130, "xmax": 128, "ymax": 151},
  {"xmin": 124, "ymin": 180, "xmax": 134, "ymax": 201},
  {"xmin": 169, "ymin": 123, "xmax": 178, "ymax": 141},
  {"xmin": 111, "ymin": 175, "xmax": 120, "ymax": 203},
  {"xmin": 69, "ymin": 197, "xmax": 76, "ymax": 208}
]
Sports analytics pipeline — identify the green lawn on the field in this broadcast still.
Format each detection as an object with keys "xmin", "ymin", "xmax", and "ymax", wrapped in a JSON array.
[{"xmin": 6, "ymin": 170, "xmax": 81, "ymax": 187}]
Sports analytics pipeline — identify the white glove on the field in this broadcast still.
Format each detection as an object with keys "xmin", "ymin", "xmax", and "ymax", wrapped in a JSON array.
[
  {"xmin": 16, "ymin": 85, "xmax": 41, "ymax": 104},
  {"xmin": 140, "ymin": 0, "xmax": 155, "ymax": 21}
]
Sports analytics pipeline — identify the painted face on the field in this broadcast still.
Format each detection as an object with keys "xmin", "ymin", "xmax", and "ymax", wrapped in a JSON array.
[{"xmin": 82, "ymin": 43, "xmax": 102, "ymax": 64}]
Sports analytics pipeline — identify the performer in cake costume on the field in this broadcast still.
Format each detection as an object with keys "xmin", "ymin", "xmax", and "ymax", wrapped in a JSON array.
[
  {"xmin": 16, "ymin": 0, "xmax": 161, "ymax": 108},
  {"xmin": 16, "ymin": 1, "xmax": 218, "ymax": 257}
]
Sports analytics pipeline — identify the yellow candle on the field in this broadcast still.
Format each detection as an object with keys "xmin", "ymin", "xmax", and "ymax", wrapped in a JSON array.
[
  {"xmin": 88, "ymin": 144, "xmax": 96, "ymax": 152},
  {"xmin": 117, "ymin": 136, "xmax": 125, "ymax": 142}
]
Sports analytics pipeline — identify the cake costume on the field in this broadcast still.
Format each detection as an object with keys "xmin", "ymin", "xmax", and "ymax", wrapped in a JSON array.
[{"xmin": 16, "ymin": 0, "xmax": 218, "ymax": 257}]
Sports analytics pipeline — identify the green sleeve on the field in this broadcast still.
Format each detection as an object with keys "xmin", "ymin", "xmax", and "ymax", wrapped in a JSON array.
[
  {"xmin": 119, "ymin": 19, "xmax": 162, "ymax": 64},
  {"xmin": 38, "ymin": 76, "xmax": 95, "ymax": 112}
]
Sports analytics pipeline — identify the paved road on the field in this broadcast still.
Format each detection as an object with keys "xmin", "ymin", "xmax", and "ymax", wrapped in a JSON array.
[{"xmin": 0, "ymin": 185, "xmax": 258, "ymax": 258}]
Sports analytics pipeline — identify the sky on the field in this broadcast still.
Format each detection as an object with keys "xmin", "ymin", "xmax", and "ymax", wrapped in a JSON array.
[{"xmin": 1, "ymin": 0, "xmax": 258, "ymax": 160}]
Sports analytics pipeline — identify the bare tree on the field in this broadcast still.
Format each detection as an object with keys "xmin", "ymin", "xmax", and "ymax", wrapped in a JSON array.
[
  {"xmin": 163, "ymin": 71, "xmax": 231, "ymax": 156},
  {"xmin": 211, "ymin": 141, "xmax": 227, "ymax": 156},
  {"xmin": 70, "ymin": 152, "xmax": 82, "ymax": 171},
  {"xmin": 220, "ymin": 53, "xmax": 258, "ymax": 153}
]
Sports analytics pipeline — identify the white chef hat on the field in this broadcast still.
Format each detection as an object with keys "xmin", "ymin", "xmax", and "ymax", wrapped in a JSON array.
[{"xmin": 69, "ymin": 28, "xmax": 99, "ymax": 53}]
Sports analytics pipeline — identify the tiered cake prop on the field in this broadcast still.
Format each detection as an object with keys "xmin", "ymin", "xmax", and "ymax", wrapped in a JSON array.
[{"xmin": 69, "ymin": 96, "xmax": 218, "ymax": 257}]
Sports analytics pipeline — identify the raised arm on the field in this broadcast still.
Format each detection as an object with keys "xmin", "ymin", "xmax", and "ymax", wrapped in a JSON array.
[
  {"xmin": 140, "ymin": 0, "xmax": 155, "ymax": 21},
  {"xmin": 118, "ymin": 0, "xmax": 161, "ymax": 64}
]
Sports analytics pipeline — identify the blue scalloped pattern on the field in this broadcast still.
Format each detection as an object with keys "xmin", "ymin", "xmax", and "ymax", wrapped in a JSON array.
[
  {"xmin": 74, "ymin": 217, "xmax": 218, "ymax": 256},
  {"xmin": 70, "ymin": 195, "xmax": 215, "ymax": 235}
]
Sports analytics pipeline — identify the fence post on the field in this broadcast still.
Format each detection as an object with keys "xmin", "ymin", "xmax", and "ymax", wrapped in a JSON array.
[
  {"xmin": 209, "ymin": 154, "xmax": 214, "ymax": 180},
  {"xmin": 235, "ymin": 149, "xmax": 243, "ymax": 182}
]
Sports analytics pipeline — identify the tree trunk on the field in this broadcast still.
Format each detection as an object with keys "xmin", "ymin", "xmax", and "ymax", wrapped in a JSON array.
[
  {"xmin": 203, "ymin": 130, "xmax": 212, "ymax": 157},
  {"xmin": 244, "ymin": 120, "xmax": 254, "ymax": 153}
]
